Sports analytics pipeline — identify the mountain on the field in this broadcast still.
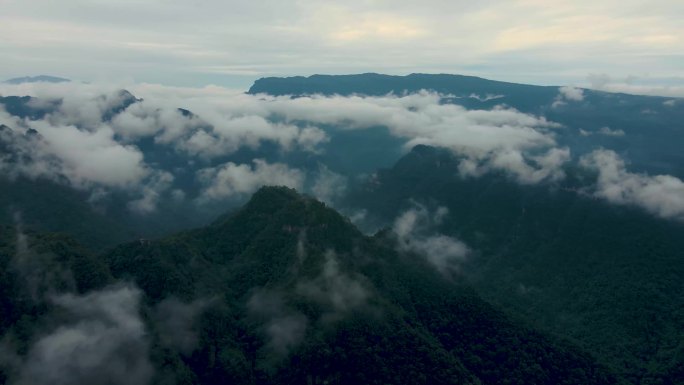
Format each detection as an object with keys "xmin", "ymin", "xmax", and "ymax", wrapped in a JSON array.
[
  {"xmin": 0, "ymin": 187, "xmax": 617, "ymax": 385},
  {"xmin": 3, "ymin": 75, "xmax": 70, "ymax": 84},
  {"xmin": 250, "ymin": 73, "xmax": 684, "ymax": 178},
  {"xmin": 345, "ymin": 145, "xmax": 684, "ymax": 383}
]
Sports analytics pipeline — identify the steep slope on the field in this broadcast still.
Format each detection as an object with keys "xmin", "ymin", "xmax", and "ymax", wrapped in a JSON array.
[
  {"xmin": 101, "ymin": 186, "xmax": 616, "ymax": 385},
  {"xmin": 346, "ymin": 145, "xmax": 684, "ymax": 383}
]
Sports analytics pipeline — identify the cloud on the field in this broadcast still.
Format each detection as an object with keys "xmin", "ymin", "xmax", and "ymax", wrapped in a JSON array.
[
  {"xmin": 25, "ymin": 120, "xmax": 148, "ymax": 189},
  {"xmin": 559, "ymin": 86, "xmax": 585, "ymax": 102},
  {"xmin": 153, "ymin": 297, "xmax": 213, "ymax": 356},
  {"xmin": 580, "ymin": 126, "xmax": 626, "ymax": 137},
  {"xmin": 393, "ymin": 205, "xmax": 470, "ymax": 274},
  {"xmin": 296, "ymin": 250, "xmax": 369, "ymax": 320},
  {"xmin": 1, "ymin": 0, "xmax": 682, "ymax": 91},
  {"xmin": 598, "ymin": 126, "xmax": 625, "ymax": 137},
  {"xmin": 468, "ymin": 93, "xmax": 505, "ymax": 102},
  {"xmin": 311, "ymin": 165, "xmax": 348, "ymax": 205},
  {"xmin": 257, "ymin": 91, "xmax": 567, "ymax": 183},
  {"xmin": 9, "ymin": 214, "xmax": 76, "ymax": 303},
  {"xmin": 552, "ymin": 86, "xmax": 584, "ymax": 108},
  {"xmin": 584, "ymin": 73, "xmax": 684, "ymax": 97},
  {"xmin": 197, "ymin": 159, "xmax": 305, "ymax": 202},
  {"xmin": 247, "ymin": 290, "xmax": 308, "ymax": 357},
  {"xmin": 580, "ymin": 149, "xmax": 684, "ymax": 221},
  {"xmin": 127, "ymin": 171, "xmax": 174, "ymax": 214},
  {"xmin": 459, "ymin": 147, "xmax": 571, "ymax": 184},
  {"xmin": 3, "ymin": 82, "xmax": 569, "ymax": 205},
  {"xmin": 12, "ymin": 284, "xmax": 153, "ymax": 385}
]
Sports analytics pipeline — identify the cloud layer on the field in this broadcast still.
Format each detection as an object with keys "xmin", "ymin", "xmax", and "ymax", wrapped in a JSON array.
[{"xmin": 1, "ymin": 81, "xmax": 572, "ymax": 212}]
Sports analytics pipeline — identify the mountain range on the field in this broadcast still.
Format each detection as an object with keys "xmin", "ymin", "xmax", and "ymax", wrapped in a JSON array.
[{"xmin": 1, "ymin": 73, "xmax": 683, "ymax": 384}]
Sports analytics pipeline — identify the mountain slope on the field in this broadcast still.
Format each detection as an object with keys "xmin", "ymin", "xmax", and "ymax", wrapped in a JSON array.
[
  {"xmin": 0, "ymin": 187, "xmax": 618, "ymax": 385},
  {"xmin": 345, "ymin": 145, "xmax": 684, "ymax": 383},
  {"xmin": 103, "ymin": 186, "xmax": 617, "ymax": 385}
]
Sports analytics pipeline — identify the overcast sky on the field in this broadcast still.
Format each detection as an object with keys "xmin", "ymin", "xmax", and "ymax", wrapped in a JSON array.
[{"xmin": 1, "ymin": 0, "xmax": 683, "ymax": 90}]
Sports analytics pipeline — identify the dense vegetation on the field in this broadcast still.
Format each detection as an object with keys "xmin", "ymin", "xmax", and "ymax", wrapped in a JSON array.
[
  {"xmin": 0, "ymin": 187, "xmax": 618, "ymax": 384},
  {"xmin": 345, "ymin": 145, "xmax": 684, "ymax": 384}
]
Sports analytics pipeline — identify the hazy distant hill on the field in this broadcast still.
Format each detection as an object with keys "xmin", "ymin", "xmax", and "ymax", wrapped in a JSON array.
[
  {"xmin": 3, "ymin": 75, "xmax": 70, "ymax": 84},
  {"xmin": 250, "ymin": 73, "xmax": 684, "ymax": 178}
]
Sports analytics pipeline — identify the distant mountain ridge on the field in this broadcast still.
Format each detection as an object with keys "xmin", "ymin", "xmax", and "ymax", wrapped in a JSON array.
[{"xmin": 3, "ymin": 75, "xmax": 71, "ymax": 84}]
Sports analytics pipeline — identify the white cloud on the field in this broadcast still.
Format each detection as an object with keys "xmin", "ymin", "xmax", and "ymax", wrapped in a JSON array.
[
  {"xmin": 393, "ymin": 205, "xmax": 470, "ymax": 274},
  {"xmin": 559, "ymin": 86, "xmax": 585, "ymax": 101},
  {"xmin": 584, "ymin": 73, "xmax": 684, "ymax": 97},
  {"xmin": 553, "ymin": 86, "xmax": 585, "ymax": 108},
  {"xmin": 26, "ymin": 120, "xmax": 148, "ymax": 189},
  {"xmin": 197, "ymin": 159, "xmax": 305, "ymax": 202},
  {"xmin": 579, "ymin": 126, "xmax": 626, "ymax": 137},
  {"xmin": 580, "ymin": 149, "xmax": 684, "ymax": 220}
]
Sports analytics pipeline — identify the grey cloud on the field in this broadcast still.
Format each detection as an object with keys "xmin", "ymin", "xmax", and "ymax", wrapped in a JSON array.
[
  {"xmin": 153, "ymin": 297, "xmax": 213, "ymax": 356},
  {"xmin": 580, "ymin": 149, "xmax": 684, "ymax": 221},
  {"xmin": 393, "ymin": 205, "xmax": 470, "ymax": 274},
  {"xmin": 247, "ymin": 290, "xmax": 308, "ymax": 357},
  {"xmin": 296, "ymin": 250, "xmax": 370, "ymax": 320},
  {"xmin": 311, "ymin": 165, "xmax": 348, "ymax": 205},
  {"xmin": 587, "ymin": 73, "xmax": 612, "ymax": 90},
  {"xmin": 13, "ymin": 284, "xmax": 153, "ymax": 385},
  {"xmin": 10, "ymin": 214, "xmax": 75, "ymax": 303},
  {"xmin": 127, "ymin": 171, "xmax": 175, "ymax": 214},
  {"xmin": 1, "ymin": 1, "xmax": 682, "ymax": 91}
]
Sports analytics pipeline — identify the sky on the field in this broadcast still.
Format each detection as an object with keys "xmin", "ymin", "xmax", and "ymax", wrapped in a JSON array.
[{"xmin": 1, "ymin": 0, "xmax": 683, "ymax": 92}]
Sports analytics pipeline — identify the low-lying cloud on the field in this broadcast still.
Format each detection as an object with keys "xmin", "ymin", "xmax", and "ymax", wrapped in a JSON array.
[
  {"xmin": 393, "ymin": 205, "xmax": 470, "ymax": 274},
  {"xmin": 552, "ymin": 86, "xmax": 585, "ymax": 108},
  {"xmin": 197, "ymin": 159, "xmax": 305, "ymax": 202},
  {"xmin": 247, "ymin": 290, "xmax": 308, "ymax": 357},
  {"xmin": 153, "ymin": 297, "xmax": 213, "ymax": 356},
  {"xmin": 11, "ymin": 284, "xmax": 153, "ymax": 385},
  {"xmin": 579, "ymin": 126, "xmax": 626, "ymax": 137},
  {"xmin": 1, "ymin": 81, "xmax": 573, "ymax": 216},
  {"xmin": 296, "ymin": 250, "xmax": 370, "ymax": 321},
  {"xmin": 581, "ymin": 149, "xmax": 684, "ymax": 221}
]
